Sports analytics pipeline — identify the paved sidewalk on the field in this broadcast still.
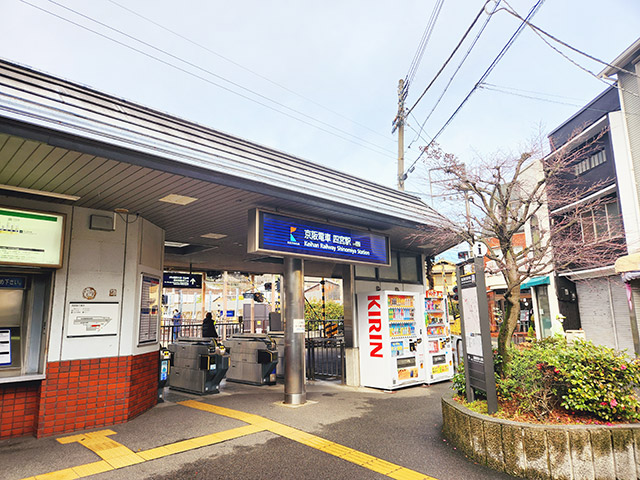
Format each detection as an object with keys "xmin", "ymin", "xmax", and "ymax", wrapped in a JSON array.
[{"xmin": 1, "ymin": 380, "xmax": 516, "ymax": 480}]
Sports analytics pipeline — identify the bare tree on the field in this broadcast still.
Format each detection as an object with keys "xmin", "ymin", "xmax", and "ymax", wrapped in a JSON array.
[{"xmin": 419, "ymin": 130, "xmax": 623, "ymax": 369}]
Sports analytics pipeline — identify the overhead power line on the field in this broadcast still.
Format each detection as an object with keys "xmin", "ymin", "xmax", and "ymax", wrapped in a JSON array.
[
  {"xmin": 20, "ymin": 0, "xmax": 396, "ymax": 157},
  {"xmin": 406, "ymin": 0, "xmax": 491, "ymax": 117},
  {"xmin": 405, "ymin": 0, "xmax": 445, "ymax": 89},
  {"xmin": 479, "ymin": 83, "xmax": 640, "ymax": 116},
  {"xmin": 498, "ymin": 0, "xmax": 640, "ymax": 80},
  {"xmin": 105, "ymin": 0, "xmax": 395, "ymax": 144},
  {"xmin": 407, "ymin": 0, "xmax": 502, "ymax": 150},
  {"xmin": 402, "ymin": 0, "xmax": 545, "ymax": 182},
  {"xmin": 495, "ymin": 0, "xmax": 640, "ymax": 98}
]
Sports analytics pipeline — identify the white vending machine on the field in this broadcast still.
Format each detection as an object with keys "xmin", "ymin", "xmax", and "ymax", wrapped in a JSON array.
[
  {"xmin": 423, "ymin": 290, "xmax": 454, "ymax": 383},
  {"xmin": 357, "ymin": 291, "xmax": 426, "ymax": 390}
]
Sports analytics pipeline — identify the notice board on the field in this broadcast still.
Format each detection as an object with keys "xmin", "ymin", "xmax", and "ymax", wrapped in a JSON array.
[{"xmin": 139, "ymin": 274, "xmax": 160, "ymax": 344}]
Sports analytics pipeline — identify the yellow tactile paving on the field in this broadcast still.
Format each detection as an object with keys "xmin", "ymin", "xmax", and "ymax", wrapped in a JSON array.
[
  {"xmin": 22, "ymin": 400, "xmax": 437, "ymax": 480},
  {"xmin": 389, "ymin": 468, "xmax": 435, "ymax": 480},
  {"xmin": 33, "ymin": 468, "xmax": 79, "ymax": 480},
  {"xmin": 71, "ymin": 461, "xmax": 113, "ymax": 477},
  {"xmin": 56, "ymin": 429, "xmax": 143, "ymax": 468},
  {"xmin": 180, "ymin": 400, "xmax": 437, "ymax": 480}
]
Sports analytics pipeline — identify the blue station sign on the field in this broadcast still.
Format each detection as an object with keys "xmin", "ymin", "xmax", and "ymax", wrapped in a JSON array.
[{"xmin": 248, "ymin": 210, "xmax": 390, "ymax": 266}]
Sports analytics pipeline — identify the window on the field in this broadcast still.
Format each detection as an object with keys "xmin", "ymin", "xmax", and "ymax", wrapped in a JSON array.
[
  {"xmin": 574, "ymin": 150, "xmax": 606, "ymax": 176},
  {"xmin": 530, "ymin": 215, "xmax": 541, "ymax": 253},
  {"xmin": 580, "ymin": 199, "xmax": 623, "ymax": 242},
  {"xmin": 399, "ymin": 253, "xmax": 420, "ymax": 283},
  {"xmin": 378, "ymin": 253, "xmax": 400, "ymax": 281},
  {"xmin": 354, "ymin": 264, "xmax": 377, "ymax": 280},
  {"xmin": 354, "ymin": 251, "xmax": 423, "ymax": 284}
]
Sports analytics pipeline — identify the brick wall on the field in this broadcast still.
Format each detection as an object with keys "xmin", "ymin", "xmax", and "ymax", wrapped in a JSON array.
[
  {"xmin": 0, "ymin": 382, "xmax": 40, "ymax": 439},
  {"xmin": 128, "ymin": 352, "xmax": 159, "ymax": 420},
  {"xmin": 0, "ymin": 351, "xmax": 158, "ymax": 439}
]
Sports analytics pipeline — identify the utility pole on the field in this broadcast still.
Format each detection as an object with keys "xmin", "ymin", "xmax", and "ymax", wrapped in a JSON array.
[{"xmin": 393, "ymin": 78, "xmax": 407, "ymax": 191}]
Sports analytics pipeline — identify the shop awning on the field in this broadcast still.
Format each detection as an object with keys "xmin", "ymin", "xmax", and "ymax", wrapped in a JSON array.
[
  {"xmin": 520, "ymin": 276, "xmax": 550, "ymax": 290},
  {"xmin": 615, "ymin": 252, "xmax": 640, "ymax": 282}
]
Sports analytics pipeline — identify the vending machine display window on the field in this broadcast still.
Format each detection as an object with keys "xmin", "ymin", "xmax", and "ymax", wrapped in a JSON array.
[
  {"xmin": 423, "ymin": 290, "xmax": 454, "ymax": 383},
  {"xmin": 357, "ymin": 291, "xmax": 426, "ymax": 389}
]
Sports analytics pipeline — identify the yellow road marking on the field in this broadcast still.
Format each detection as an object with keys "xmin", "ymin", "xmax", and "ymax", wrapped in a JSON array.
[
  {"xmin": 23, "ymin": 418, "xmax": 266, "ymax": 480},
  {"xmin": 180, "ymin": 400, "xmax": 437, "ymax": 480},
  {"xmin": 22, "ymin": 400, "xmax": 437, "ymax": 480}
]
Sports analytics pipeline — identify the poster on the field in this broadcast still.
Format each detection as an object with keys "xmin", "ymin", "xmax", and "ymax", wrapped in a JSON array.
[
  {"xmin": 67, "ymin": 303, "xmax": 119, "ymax": 337},
  {"xmin": 139, "ymin": 274, "xmax": 160, "ymax": 344},
  {"xmin": 461, "ymin": 286, "xmax": 482, "ymax": 356}
]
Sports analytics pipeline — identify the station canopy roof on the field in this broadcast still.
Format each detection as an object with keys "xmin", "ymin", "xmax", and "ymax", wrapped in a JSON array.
[{"xmin": 0, "ymin": 59, "xmax": 451, "ymax": 276}]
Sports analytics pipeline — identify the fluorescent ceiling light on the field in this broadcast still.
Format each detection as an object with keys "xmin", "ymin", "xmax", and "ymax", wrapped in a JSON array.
[
  {"xmin": 0, "ymin": 184, "xmax": 80, "ymax": 201},
  {"xmin": 158, "ymin": 194, "xmax": 198, "ymax": 205},
  {"xmin": 201, "ymin": 233, "xmax": 227, "ymax": 240},
  {"xmin": 164, "ymin": 241, "xmax": 190, "ymax": 248}
]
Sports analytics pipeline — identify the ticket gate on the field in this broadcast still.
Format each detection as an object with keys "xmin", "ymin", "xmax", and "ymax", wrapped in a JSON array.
[
  {"xmin": 225, "ymin": 333, "xmax": 278, "ymax": 385},
  {"xmin": 168, "ymin": 338, "xmax": 229, "ymax": 394}
]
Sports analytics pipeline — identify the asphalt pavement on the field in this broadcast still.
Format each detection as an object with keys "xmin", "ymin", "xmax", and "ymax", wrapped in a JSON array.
[{"xmin": 1, "ymin": 379, "xmax": 517, "ymax": 480}]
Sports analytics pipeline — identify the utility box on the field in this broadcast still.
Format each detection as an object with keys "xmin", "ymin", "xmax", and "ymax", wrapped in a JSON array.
[
  {"xmin": 242, "ymin": 304, "xmax": 271, "ymax": 333},
  {"xmin": 226, "ymin": 333, "xmax": 278, "ymax": 385},
  {"xmin": 168, "ymin": 337, "xmax": 229, "ymax": 394}
]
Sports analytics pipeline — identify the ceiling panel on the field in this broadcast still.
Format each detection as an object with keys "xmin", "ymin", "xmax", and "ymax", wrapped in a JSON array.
[
  {"xmin": 4, "ymin": 142, "xmax": 54, "ymax": 185},
  {"xmin": 0, "ymin": 134, "xmax": 444, "ymax": 274}
]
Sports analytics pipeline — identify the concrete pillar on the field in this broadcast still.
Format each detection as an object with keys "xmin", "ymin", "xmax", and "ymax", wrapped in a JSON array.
[{"xmin": 284, "ymin": 257, "xmax": 306, "ymax": 405}]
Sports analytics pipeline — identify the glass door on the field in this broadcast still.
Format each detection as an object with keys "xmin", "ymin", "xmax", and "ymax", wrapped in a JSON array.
[{"xmin": 535, "ymin": 285, "xmax": 552, "ymax": 338}]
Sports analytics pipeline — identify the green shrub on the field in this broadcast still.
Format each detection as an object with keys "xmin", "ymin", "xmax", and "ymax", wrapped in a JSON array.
[
  {"xmin": 496, "ymin": 341, "xmax": 563, "ymax": 420},
  {"xmin": 452, "ymin": 360, "xmax": 466, "ymax": 396},
  {"xmin": 495, "ymin": 338, "xmax": 640, "ymax": 422},
  {"xmin": 552, "ymin": 340, "xmax": 640, "ymax": 421},
  {"xmin": 304, "ymin": 300, "xmax": 343, "ymax": 321}
]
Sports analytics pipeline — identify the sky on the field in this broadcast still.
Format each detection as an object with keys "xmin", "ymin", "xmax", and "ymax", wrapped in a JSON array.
[{"xmin": 1, "ymin": 0, "xmax": 639, "ymax": 201}]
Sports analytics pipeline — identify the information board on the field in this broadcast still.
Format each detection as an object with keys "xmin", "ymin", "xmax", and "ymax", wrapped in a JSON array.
[
  {"xmin": 139, "ymin": 274, "xmax": 160, "ymax": 344},
  {"xmin": 67, "ymin": 302, "xmax": 119, "ymax": 337},
  {"xmin": 248, "ymin": 209, "xmax": 390, "ymax": 266},
  {"xmin": 0, "ymin": 207, "xmax": 65, "ymax": 267},
  {"xmin": 0, "ymin": 329, "xmax": 10, "ymax": 365}
]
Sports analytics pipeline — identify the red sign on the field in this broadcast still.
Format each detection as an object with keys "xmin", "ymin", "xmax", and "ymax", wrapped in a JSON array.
[{"xmin": 367, "ymin": 295, "xmax": 383, "ymax": 358}]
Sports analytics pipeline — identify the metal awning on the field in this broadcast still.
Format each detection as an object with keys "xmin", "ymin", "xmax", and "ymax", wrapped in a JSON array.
[
  {"xmin": 0, "ymin": 59, "xmax": 454, "ymax": 275},
  {"xmin": 520, "ymin": 276, "xmax": 550, "ymax": 290}
]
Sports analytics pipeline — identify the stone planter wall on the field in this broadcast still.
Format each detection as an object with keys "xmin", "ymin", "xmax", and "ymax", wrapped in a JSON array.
[{"xmin": 442, "ymin": 395, "xmax": 640, "ymax": 480}]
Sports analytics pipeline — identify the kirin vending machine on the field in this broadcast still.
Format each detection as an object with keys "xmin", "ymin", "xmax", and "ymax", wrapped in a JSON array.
[
  {"xmin": 357, "ymin": 291, "xmax": 426, "ymax": 389},
  {"xmin": 423, "ymin": 290, "xmax": 454, "ymax": 383}
]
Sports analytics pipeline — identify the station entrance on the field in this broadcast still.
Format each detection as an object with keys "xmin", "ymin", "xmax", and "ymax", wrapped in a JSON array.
[{"xmin": 0, "ymin": 58, "xmax": 449, "ymax": 437}]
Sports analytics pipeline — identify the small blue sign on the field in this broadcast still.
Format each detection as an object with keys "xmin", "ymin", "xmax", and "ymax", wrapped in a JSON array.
[
  {"xmin": 258, "ymin": 212, "xmax": 390, "ymax": 266},
  {"xmin": 0, "ymin": 276, "xmax": 26, "ymax": 289},
  {"xmin": 226, "ymin": 310, "xmax": 235, "ymax": 317}
]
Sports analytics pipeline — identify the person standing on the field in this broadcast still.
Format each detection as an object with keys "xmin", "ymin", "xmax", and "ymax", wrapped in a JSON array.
[
  {"xmin": 202, "ymin": 311, "xmax": 218, "ymax": 339},
  {"xmin": 172, "ymin": 309, "xmax": 182, "ymax": 341}
]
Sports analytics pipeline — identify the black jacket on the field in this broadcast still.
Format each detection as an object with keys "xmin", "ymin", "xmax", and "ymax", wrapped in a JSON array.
[{"xmin": 202, "ymin": 317, "xmax": 218, "ymax": 338}]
